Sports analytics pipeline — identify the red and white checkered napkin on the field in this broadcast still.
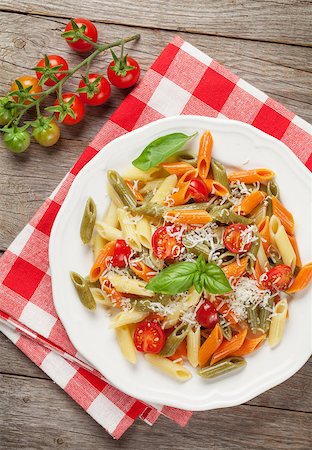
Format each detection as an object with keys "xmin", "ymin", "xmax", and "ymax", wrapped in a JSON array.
[{"xmin": 1, "ymin": 36, "xmax": 311, "ymax": 439}]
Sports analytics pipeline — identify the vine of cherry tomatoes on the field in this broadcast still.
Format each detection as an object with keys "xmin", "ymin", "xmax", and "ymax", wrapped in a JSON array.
[{"xmin": 0, "ymin": 18, "xmax": 141, "ymax": 153}]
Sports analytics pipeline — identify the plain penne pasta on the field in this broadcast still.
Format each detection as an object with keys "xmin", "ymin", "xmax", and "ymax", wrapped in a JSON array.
[
  {"xmin": 93, "ymin": 233, "xmax": 106, "ymax": 261},
  {"xmin": 187, "ymin": 327, "xmax": 201, "ymax": 367},
  {"xmin": 150, "ymin": 174, "xmax": 177, "ymax": 204},
  {"xmin": 123, "ymin": 166, "xmax": 160, "ymax": 181},
  {"xmin": 257, "ymin": 241, "xmax": 269, "ymax": 271},
  {"xmin": 115, "ymin": 325, "xmax": 137, "ymax": 364},
  {"xmin": 135, "ymin": 217, "xmax": 153, "ymax": 249},
  {"xmin": 102, "ymin": 201, "xmax": 119, "ymax": 227},
  {"xmin": 107, "ymin": 272, "xmax": 154, "ymax": 297},
  {"xmin": 269, "ymin": 215, "xmax": 296, "ymax": 272},
  {"xmin": 269, "ymin": 298, "xmax": 288, "ymax": 348},
  {"xmin": 90, "ymin": 287, "xmax": 111, "ymax": 307},
  {"xmin": 251, "ymin": 203, "xmax": 267, "ymax": 225},
  {"xmin": 110, "ymin": 310, "xmax": 149, "ymax": 328},
  {"xmin": 145, "ymin": 354, "xmax": 192, "ymax": 381},
  {"xmin": 117, "ymin": 208, "xmax": 142, "ymax": 251},
  {"xmin": 96, "ymin": 222, "xmax": 123, "ymax": 241}
]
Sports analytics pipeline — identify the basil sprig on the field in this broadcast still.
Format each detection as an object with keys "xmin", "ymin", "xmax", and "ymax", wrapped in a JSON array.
[
  {"xmin": 146, "ymin": 255, "xmax": 232, "ymax": 295},
  {"xmin": 132, "ymin": 132, "xmax": 197, "ymax": 171}
]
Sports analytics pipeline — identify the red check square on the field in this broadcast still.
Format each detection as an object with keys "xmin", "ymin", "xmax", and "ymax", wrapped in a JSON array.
[
  {"xmin": 71, "ymin": 146, "xmax": 98, "ymax": 176},
  {"xmin": 193, "ymin": 67, "xmax": 236, "ymax": 111},
  {"xmin": 3, "ymin": 256, "xmax": 45, "ymax": 300},
  {"xmin": 36, "ymin": 200, "xmax": 61, "ymax": 237},
  {"xmin": 252, "ymin": 104, "xmax": 291, "ymax": 140},
  {"xmin": 110, "ymin": 95, "xmax": 146, "ymax": 131},
  {"xmin": 151, "ymin": 43, "xmax": 180, "ymax": 76}
]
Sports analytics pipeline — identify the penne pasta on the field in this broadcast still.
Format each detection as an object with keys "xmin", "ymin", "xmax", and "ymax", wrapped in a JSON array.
[
  {"xmin": 110, "ymin": 310, "xmax": 149, "ymax": 328},
  {"xmin": 257, "ymin": 216, "xmax": 270, "ymax": 252},
  {"xmin": 93, "ymin": 233, "xmax": 106, "ymax": 261},
  {"xmin": 80, "ymin": 197, "xmax": 97, "ymax": 244},
  {"xmin": 135, "ymin": 217, "xmax": 153, "ymax": 249},
  {"xmin": 233, "ymin": 191, "xmax": 265, "ymax": 216},
  {"xmin": 130, "ymin": 261, "xmax": 156, "ymax": 281},
  {"xmin": 211, "ymin": 159, "xmax": 230, "ymax": 190},
  {"xmin": 269, "ymin": 215, "xmax": 296, "ymax": 272},
  {"xmin": 187, "ymin": 326, "xmax": 201, "ymax": 367},
  {"xmin": 96, "ymin": 222, "xmax": 123, "ymax": 241},
  {"xmin": 89, "ymin": 287, "xmax": 111, "ymax": 307},
  {"xmin": 286, "ymin": 262, "xmax": 312, "ymax": 294},
  {"xmin": 257, "ymin": 241, "xmax": 269, "ymax": 271},
  {"xmin": 161, "ymin": 161, "xmax": 195, "ymax": 176},
  {"xmin": 70, "ymin": 272, "xmax": 96, "ymax": 311},
  {"xmin": 165, "ymin": 209, "xmax": 212, "ymax": 225},
  {"xmin": 198, "ymin": 356, "xmax": 246, "ymax": 379},
  {"xmin": 89, "ymin": 241, "xmax": 115, "ymax": 282},
  {"xmin": 271, "ymin": 196, "xmax": 294, "ymax": 235},
  {"xmin": 102, "ymin": 201, "xmax": 119, "ymax": 227},
  {"xmin": 125, "ymin": 179, "xmax": 144, "ymax": 202},
  {"xmin": 123, "ymin": 166, "xmax": 160, "ymax": 181},
  {"xmin": 210, "ymin": 328, "xmax": 248, "ymax": 365},
  {"xmin": 198, "ymin": 323, "xmax": 223, "ymax": 367},
  {"xmin": 250, "ymin": 203, "xmax": 267, "ymax": 225},
  {"xmin": 150, "ymin": 174, "xmax": 177, "ymax": 204},
  {"xmin": 204, "ymin": 179, "xmax": 229, "ymax": 197},
  {"xmin": 197, "ymin": 130, "xmax": 213, "ymax": 179},
  {"xmin": 107, "ymin": 272, "xmax": 154, "ymax": 297},
  {"xmin": 228, "ymin": 168, "xmax": 275, "ymax": 184},
  {"xmin": 287, "ymin": 234, "xmax": 302, "ymax": 268},
  {"xmin": 115, "ymin": 325, "xmax": 137, "ymax": 364},
  {"xmin": 117, "ymin": 208, "xmax": 142, "ymax": 251},
  {"xmin": 268, "ymin": 298, "xmax": 288, "ymax": 348},
  {"xmin": 222, "ymin": 256, "xmax": 249, "ymax": 280},
  {"xmin": 145, "ymin": 354, "xmax": 192, "ymax": 381},
  {"xmin": 167, "ymin": 182, "xmax": 192, "ymax": 206}
]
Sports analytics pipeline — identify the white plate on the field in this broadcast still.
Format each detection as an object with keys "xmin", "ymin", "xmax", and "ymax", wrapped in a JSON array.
[{"xmin": 49, "ymin": 116, "xmax": 312, "ymax": 411}]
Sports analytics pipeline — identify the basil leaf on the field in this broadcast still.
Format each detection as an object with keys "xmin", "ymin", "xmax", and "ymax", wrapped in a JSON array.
[
  {"xmin": 203, "ymin": 263, "xmax": 232, "ymax": 294},
  {"xmin": 132, "ymin": 132, "xmax": 197, "ymax": 171},
  {"xmin": 146, "ymin": 262, "xmax": 197, "ymax": 295},
  {"xmin": 196, "ymin": 254, "xmax": 206, "ymax": 272},
  {"xmin": 193, "ymin": 272, "xmax": 202, "ymax": 294}
]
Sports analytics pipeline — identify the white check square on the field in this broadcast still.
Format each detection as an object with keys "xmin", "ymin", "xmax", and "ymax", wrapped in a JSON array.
[{"xmin": 148, "ymin": 77, "xmax": 191, "ymax": 116}]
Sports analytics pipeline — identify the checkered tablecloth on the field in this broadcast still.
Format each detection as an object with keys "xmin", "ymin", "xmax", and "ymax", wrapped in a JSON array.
[{"xmin": 1, "ymin": 35, "xmax": 311, "ymax": 439}]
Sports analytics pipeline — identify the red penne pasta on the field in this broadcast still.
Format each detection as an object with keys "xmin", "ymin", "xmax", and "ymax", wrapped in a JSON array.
[
  {"xmin": 286, "ymin": 262, "xmax": 312, "ymax": 294},
  {"xmin": 197, "ymin": 130, "xmax": 213, "ymax": 179},
  {"xmin": 271, "ymin": 196, "xmax": 294, "ymax": 235},
  {"xmin": 222, "ymin": 256, "xmax": 249, "ymax": 280},
  {"xmin": 228, "ymin": 168, "xmax": 275, "ymax": 184},
  {"xmin": 233, "ymin": 190, "xmax": 265, "ymax": 215},
  {"xmin": 89, "ymin": 241, "xmax": 115, "ymax": 282},
  {"xmin": 231, "ymin": 333, "xmax": 266, "ymax": 357},
  {"xmin": 210, "ymin": 328, "xmax": 248, "ymax": 365},
  {"xmin": 287, "ymin": 234, "xmax": 302, "ymax": 268},
  {"xmin": 165, "ymin": 209, "xmax": 212, "ymax": 225},
  {"xmin": 257, "ymin": 216, "xmax": 270, "ymax": 252},
  {"xmin": 161, "ymin": 161, "xmax": 195, "ymax": 176},
  {"xmin": 198, "ymin": 323, "xmax": 223, "ymax": 367},
  {"xmin": 204, "ymin": 179, "xmax": 229, "ymax": 197}
]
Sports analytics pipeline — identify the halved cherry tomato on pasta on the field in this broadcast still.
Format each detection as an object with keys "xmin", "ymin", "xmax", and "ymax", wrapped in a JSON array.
[
  {"xmin": 188, "ymin": 178, "xmax": 209, "ymax": 202},
  {"xmin": 112, "ymin": 239, "xmax": 131, "ymax": 267},
  {"xmin": 152, "ymin": 225, "xmax": 184, "ymax": 260},
  {"xmin": 223, "ymin": 224, "xmax": 252, "ymax": 254},
  {"xmin": 196, "ymin": 300, "xmax": 218, "ymax": 329},
  {"xmin": 262, "ymin": 264, "xmax": 293, "ymax": 292},
  {"xmin": 133, "ymin": 321, "xmax": 166, "ymax": 353}
]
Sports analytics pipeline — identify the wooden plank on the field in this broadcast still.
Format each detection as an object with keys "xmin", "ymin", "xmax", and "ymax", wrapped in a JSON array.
[
  {"xmin": 1, "ymin": 370, "xmax": 311, "ymax": 449},
  {"xmin": 0, "ymin": 0, "xmax": 311, "ymax": 46},
  {"xmin": 0, "ymin": 12, "xmax": 311, "ymax": 249},
  {"xmin": 0, "ymin": 333, "xmax": 311, "ymax": 413}
]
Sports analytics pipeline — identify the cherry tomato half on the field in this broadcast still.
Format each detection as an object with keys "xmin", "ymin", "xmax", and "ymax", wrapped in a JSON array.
[
  {"xmin": 107, "ymin": 56, "xmax": 140, "ymax": 89},
  {"xmin": 11, "ymin": 76, "xmax": 42, "ymax": 105},
  {"xmin": 262, "ymin": 264, "xmax": 293, "ymax": 292},
  {"xmin": 112, "ymin": 239, "xmax": 131, "ymax": 268},
  {"xmin": 36, "ymin": 55, "xmax": 69, "ymax": 87},
  {"xmin": 134, "ymin": 321, "xmax": 166, "ymax": 353},
  {"xmin": 223, "ymin": 224, "xmax": 252, "ymax": 254},
  {"xmin": 78, "ymin": 73, "xmax": 111, "ymax": 106},
  {"xmin": 152, "ymin": 225, "xmax": 184, "ymax": 260},
  {"xmin": 53, "ymin": 93, "xmax": 85, "ymax": 125},
  {"xmin": 188, "ymin": 178, "xmax": 209, "ymax": 202},
  {"xmin": 196, "ymin": 300, "xmax": 218, "ymax": 329},
  {"xmin": 64, "ymin": 18, "xmax": 98, "ymax": 53}
]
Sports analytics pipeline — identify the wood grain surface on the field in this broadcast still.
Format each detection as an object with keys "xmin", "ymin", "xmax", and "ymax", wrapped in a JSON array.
[{"xmin": 0, "ymin": 1, "xmax": 311, "ymax": 448}]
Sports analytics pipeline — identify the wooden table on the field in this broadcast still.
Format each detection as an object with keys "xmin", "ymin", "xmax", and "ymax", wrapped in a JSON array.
[{"xmin": 0, "ymin": 1, "xmax": 311, "ymax": 448}]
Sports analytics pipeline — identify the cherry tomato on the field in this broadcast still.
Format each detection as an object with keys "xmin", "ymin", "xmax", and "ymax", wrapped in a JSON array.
[
  {"xmin": 112, "ymin": 239, "xmax": 131, "ymax": 267},
  {"xmin": 11, "ymin": 76, "xmax": 42, "ymax": 105},
  {"xmin": 0, "ymin": 97, "xmax": 16, "ymax": 126},
  {"xmin": 36, "ymin": 55, "xmax": 69, "ymax": 87},
  {"xmin": 107, "ymin": 56, "xmax": 140, "ymax": 89},
  {"xmin": 3, "ymin": 126, "xmax": 31, "ymax": 153},
  {"xmin": 134, "ymin": 321, "xmax": 166, "ymax": 353},
  {"xmin": 64, "ymin": 18, "xmax": 98, "ymax": 53},
  {"xmin": 53, "ymin": 93, "xmax": 85, "ymax": 125},
  {"xmin": 223, "ymin": 224, "xmax": 252, "ymax": 254},
  {"xmin": 32, "ymin": 118, "xmax": 60, "ymax": 147},
  {"xmin": 262, "ymin": 264, "xmax": 293, "ymax": 292},
  {"xmin": 196, "ymin": 300, "xmax": 218, "ymax": 329},
  {"xmin": 152, "ymin": 225, "xmax": 184, "ymax": 260},
  {"xmin": 188, "ymin": 178, "xmax": 209, "ymax": 202},
  {"xmin": 78, "ymin": 74, "xmax": 111, "ymax": 106}
]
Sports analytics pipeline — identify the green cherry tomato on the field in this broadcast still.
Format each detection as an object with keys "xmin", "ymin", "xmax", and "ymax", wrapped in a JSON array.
[
  {"xmin": 3, "ymin": 127, "xmax": 31, "ymax": 153},
  {"xmin": 33, "ymin": 118, "xmax": 61, "ymax": 147},
  {"xmin": 0, "ymin": 97, "xmax": 16, "ymax": 126}
]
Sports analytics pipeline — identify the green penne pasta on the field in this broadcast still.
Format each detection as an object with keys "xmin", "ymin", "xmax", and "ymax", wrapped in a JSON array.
[
  {"xmin": 133, "ymin": 202, "xmax": 168, "ymax": 217},
  {"xmin": 210, "ymin": 207, "xmax": 253, "ymax": 225},
  {"xmin": 247, "ymin": 305, "xmax": 259, "ymax": 334},
  {"xmin": 84, "ymin": 276, "xmax": 101, "ymax": 289},
  {"xmin": 247, "ymin": 233, "xmax": 260, "ymax": 271},
  {"xmin": 182, "ymin": 236, "xmax": 210, "ymax": 259},
  {"xmin": 211, "ymin": 159, "xmax": 230, "ymax": 190},
  {"xmin": 198, "ymin": 357, "xmax": 246, "ymax": 379},
  {"xmin": 218, "ymin": 314, "xmax": 232, "ymax": 341},
  {"xmin": 218, "ymin": 251, "xmax": 236, "ymax": 265},
  {"xmin": 259, "ymin": 298, "xmax": 274, "ymax": 333},
  {"xmin": 160, "ymin": 323, "xmax": 190, "ymax": 357},
  {"xmin": 131, "ymin": 296, "xmax": 171, "ymax": 312},
  {"xmin": 178, "ymin": 151, "xmax": 197, "ymax": 166},
  {"xmin": 267, "ymin": 180, "xmax": 280, "ymax": 199},
  {"xmin": 70, "ymin": 271, "xmax": 96, "ymax": 311},
  {"xmin": 107, "ymin": 170, "xmax": 137, "ymax": 209},
  {"xmin": 171, "ymin": 202, "xmax": 211, "ymax": 211},
  {"xmin": 80, "ymin": 197, "xmax": 97, "ymax": 244}
]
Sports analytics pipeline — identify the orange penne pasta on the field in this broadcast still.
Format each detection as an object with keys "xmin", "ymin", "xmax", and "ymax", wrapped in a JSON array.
[
  {"xmin": 125, "ymin": 179, "xmax": 144, "ymax": 202},
  {"xmin": 165, "ymin": 209, "xmax": 212, "ymax": 225},
  {"xmin": 228, "ymin": 168, "xmax": 275, "ymax": 184},
  {"xmin": 287, "ymin": 234, "xmax": 302, "ymax": 268},
  {"xmin": 286, "ymin": 262, "xmax": 312, "ymax": 294},
  {"xmin": 168, "ymin": 339, "xmax": 187, "ymax": 362},
  {"xmin": 130, "ymin": 261, "xmax": 156, "ymax": 281},
  {"xmin": 210, "ymin": 328, "xmax": 248, "ymax": 365},
  {"xmin": 257, "ymin": 216, "xmax": 270, "ymax": 252},
  {"xmin": 166, "ymin": 182, "xmax": 191, "ymax": 206},
  {"xmin": 198, "ymin": 323, "xmax": 223, "ymax": 367},
  {"xmin": 222, "ymin": 256, "xmax": 249, "ymax": 279},
  {"xmin": 204, "ymin": 179, "xmax": 229, "ymax": 197},
  {"xmin": 89, "ymin": 241, "xmax": 115, "ymax": 282},
  {"xmin": 100, "ymin": 277, "xmax": 123, "ymax": 307},
  {"xmin": 177, "ymin": 169, "xmax": 197, "ymax": 187},
  {"xmin": 233, "ymin": 190, "xmax": 265, "ymax": 215},
  {"xmin": 253, "ymin": 259, "xmax": 265, "ymax": 288},
  {"xmin": 197, "ymin": 130, "xmax": 213, "ymax": 179},
  {"xmin": 214, "ymin": 298, "xmax": 238, "ymax": 326},
  {"xmin": 161, "ymin": 162, "xmax": 195, "ymax": 176},
  {"xmin": 231, "ymin": 333, "xmax": 266, "ymax": 357},
  {"xmin": 271, "ymin": 196, "xmax": 294, "ymax": 235}
]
